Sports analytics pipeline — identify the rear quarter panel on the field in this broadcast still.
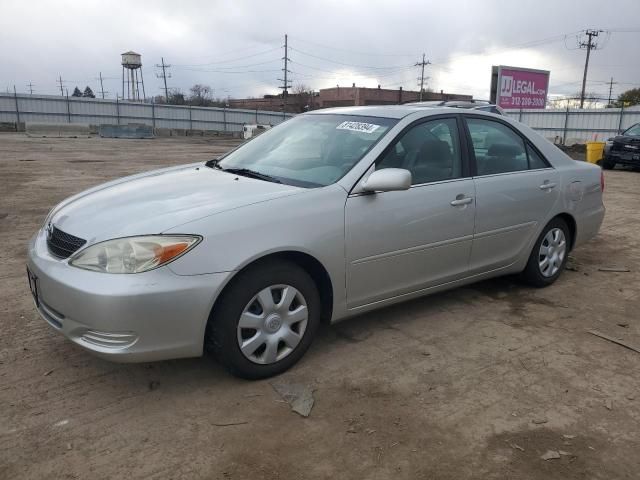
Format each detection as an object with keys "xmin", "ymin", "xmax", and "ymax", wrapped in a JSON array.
[
  {"xmin": 556, "ymin": 161, "xmax": 605, "ymax": 248},
  {"xmin": 503, "ymin": 119, "xmax": 604, "ymax": 262}
]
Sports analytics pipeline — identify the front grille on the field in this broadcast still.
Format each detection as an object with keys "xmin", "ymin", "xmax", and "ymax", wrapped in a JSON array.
[
  {"xmin": 47, "ymin": 226, "xmax": 87, "ymax": 259},
  {"xmin": 612, "ymin": 140, "xmax": 640, "ymax": 152}
]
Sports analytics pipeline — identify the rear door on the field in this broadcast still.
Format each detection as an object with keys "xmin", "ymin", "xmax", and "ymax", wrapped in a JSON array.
[{"xmin": 464, "ymin": 116, "xmax": 560, "ymax": 273}]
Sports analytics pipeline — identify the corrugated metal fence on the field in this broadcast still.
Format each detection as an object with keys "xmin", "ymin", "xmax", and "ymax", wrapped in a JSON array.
[
  {"xmin": 3, "ymin": 93, "xmax": 638, "ymax": 142},
  {"xmin": 0, "ymin": 93, "xmax": 293, "ymax": 132},
  {"xmin": 505, "ymin": 107, "xmax": 640, "ymax": 144}
]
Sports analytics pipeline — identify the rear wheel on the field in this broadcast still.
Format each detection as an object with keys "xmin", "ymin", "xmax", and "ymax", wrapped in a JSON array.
[
  {"xmin": 520, "ymin": 218, "xmax": 570, "ymax": 288},
  {"xmin": 206, "ymin": 260, "xmax": 321, "ymax": 379}
]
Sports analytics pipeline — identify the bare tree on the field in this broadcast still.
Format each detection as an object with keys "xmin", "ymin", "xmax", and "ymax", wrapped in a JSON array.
[
  {"xmin": 573, "ymin": 91, "xmax": 602, "ymax": 108},
  {"xmin": 548, "ymin": 93, "xmax": 602, "ymax": 109},
  {"xmin": 615, "ymin": 88, "xmax": 640, "ymax": 107},
  {"xmin": 291, "ymin": 83, "xmax": 314, "ymax": 113},
  {"xmin": 168, "ymin": 88, "xmax": 186, "ymax": 105},
  {"xmin": 189, "ymin": 84, "xmax": 213, "ymax": 106}
]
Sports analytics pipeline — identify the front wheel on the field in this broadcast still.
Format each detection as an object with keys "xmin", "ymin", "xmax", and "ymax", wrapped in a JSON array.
[
  {"xmin": 520, "ymin": 218, "xmax": 570, "ymax": 288},
  {"xmin": 601, "ymin": 157, "xmax": 616, "ymax": 170},
  {"xmin": 206, "ymin": 260, "xmax": 321, "ymax": 379}
]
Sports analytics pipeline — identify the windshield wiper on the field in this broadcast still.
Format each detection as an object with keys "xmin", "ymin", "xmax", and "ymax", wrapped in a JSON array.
[{"xmin": 220, "ymin": 167, "xmax": 282, "ymax": 184}]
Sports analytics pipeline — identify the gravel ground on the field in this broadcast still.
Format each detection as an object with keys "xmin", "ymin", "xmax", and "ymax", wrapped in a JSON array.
[{"xmin": 1, "ymin": 134, "xmax": 639, "ymax": 479}]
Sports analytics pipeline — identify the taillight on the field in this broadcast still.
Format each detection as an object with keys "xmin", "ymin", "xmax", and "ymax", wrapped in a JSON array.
[{"xmin": 600, "ymin": 170, "xmax": 605, "ymax": 192}]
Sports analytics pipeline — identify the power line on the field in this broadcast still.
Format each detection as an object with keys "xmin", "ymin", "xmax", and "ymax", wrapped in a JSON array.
[
  {"xmin": 277, "ymin": 34, "xmax": 291, "ymax": 113},
  {"xmin": 57, "ymin": 76, "xmax": 65, "ymax": 96},
  {"xmin": 287, "ymin": 35, "xmax": 418, "ymax": 58},
  {"xmin": 174, "ymin": 58, "xmax": 281, "ymax": 71},
  {"xmin": 415, "ymin": 53, "xmax": 431, "ymax": 101},
  {"xmin": 98, "ymin": 72, "xmax": 106, "ymax": 99},
  {"xmin": 606, "ymin": 27, "xmax": 640, "ymax": 33},
  {"xmin": 607, "ymin": 77, "xmax": 618, "ymax": 106},
  {"xmin": 155, "ymin": 57, "xmax": 171, "ymax": 100},
  {"xmin": 173, "ymin": 47, "xmax": 281, "ymax": 67},
  {"xmin": 289, "ymin": 47, "xmax": 413, "ymax": 71},
  {"xmin": 578, "ymin": 29, "xmax": 604, "ymax": 109},
  {"xmin": 175, "ymin": 67, "xmax": 281, "ymax": 74},
  {"xmin": 433, "ymin": 30, "xmax": 584, "ymax": 65}
]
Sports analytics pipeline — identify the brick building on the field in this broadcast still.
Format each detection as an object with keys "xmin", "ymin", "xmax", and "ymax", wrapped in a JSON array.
[
  {"xmin": 318, "ymin": 85, "xmax": 471, "ymax": 108},
  {"xmin": 228, "ymin": 94, "xmax": 319, "ymax": 114},
  {"xmin": 228, "ymin": 85, "xmax": 472, "ymax": 113}
]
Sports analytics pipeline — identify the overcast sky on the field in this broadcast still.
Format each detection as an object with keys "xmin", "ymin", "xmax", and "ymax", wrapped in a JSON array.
[{"xmin": 1, "ymin": 0, "xmax": 639, "ymax": 101}]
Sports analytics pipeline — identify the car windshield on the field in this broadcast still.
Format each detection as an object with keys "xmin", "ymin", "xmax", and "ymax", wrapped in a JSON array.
[
  {"xmin": 216, "ymin": 114, "xmax": 397, "ymax": 187},
  {"xmin": 623, "ymin": 124, "xmax": 640, "ymax": 136}
]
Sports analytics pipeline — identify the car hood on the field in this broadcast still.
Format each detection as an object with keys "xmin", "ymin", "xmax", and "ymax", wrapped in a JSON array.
[
  {"xmin": 49, "ymin": 163, "xmax": 303, "ymax": 243},
  {"xmin": 613, "ymin": 135, "xmax": 640, "ymax": 145}
]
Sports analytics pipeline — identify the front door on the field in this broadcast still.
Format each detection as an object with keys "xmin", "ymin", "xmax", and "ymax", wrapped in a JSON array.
[{"xmin": 345, "ymin": 117, "xmax": 476, "ymax": 309}]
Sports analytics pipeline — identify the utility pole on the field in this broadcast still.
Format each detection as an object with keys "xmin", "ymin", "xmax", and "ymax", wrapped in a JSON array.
[
  {"xmin": 99, "ymin": 72, "xmax": 106, "ymax": 99},
  {"xmin": 578, "ymin": 29, "xmax": 603, "ymax": 109},
  {"xmin": 607, "ymin": 77, "xmax": 618, "ymax": 107},
  {"xmin": 57, "ymin": 76, "xmax": 65, "ymax": 96},
  {"xmin": 27, "ymin": 82, "xmax": 34, "ymax": 95},
  {"xmin": 415, "ymin": 53, "xmax": 431, "ymax": 101},
  {"xmin": 278, "ymin": 34, "xmax": 292, "ymax": 114},
  {"xmin": 155, "ymin": 57, "xmax": 171, "ymax": 101}
]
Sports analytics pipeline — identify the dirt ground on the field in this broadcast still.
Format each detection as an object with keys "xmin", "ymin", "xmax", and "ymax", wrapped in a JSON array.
[{"xmin": 1, "ymin": 133, "xmax": 639, "ymax": 479}]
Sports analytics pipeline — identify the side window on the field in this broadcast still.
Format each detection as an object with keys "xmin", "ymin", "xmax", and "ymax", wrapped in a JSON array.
[
  {"xmin": 377, "ymin": 118, "xmax": 462, "ymax": 185},
  {"xmin": 466, "ymin": 118, "xmax": 528, "ymax": 175},
  {"xmin": 527, "ymin": 144, "xmax": 548, "ymax": 169}
]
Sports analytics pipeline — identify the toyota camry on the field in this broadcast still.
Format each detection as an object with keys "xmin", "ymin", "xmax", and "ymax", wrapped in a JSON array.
[{"xmin": 27, "ymin": 106, "xmax": 605, "ymax": 379}]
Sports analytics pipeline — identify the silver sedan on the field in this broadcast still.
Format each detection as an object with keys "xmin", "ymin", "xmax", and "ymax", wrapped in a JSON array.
[{"xmin": 27, "ymin": 106, "xmax": 605, "ymax": 378}]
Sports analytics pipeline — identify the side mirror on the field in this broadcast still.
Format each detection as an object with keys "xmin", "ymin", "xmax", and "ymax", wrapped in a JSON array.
[{"xmin": 362, "ymin": 168, "xmax": 412, "ymax": 193}]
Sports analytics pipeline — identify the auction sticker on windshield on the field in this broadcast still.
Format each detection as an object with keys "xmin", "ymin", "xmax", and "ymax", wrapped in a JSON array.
[{"xmin": 336, "ymin": 121, "xmax": 380, "ymax": 133}]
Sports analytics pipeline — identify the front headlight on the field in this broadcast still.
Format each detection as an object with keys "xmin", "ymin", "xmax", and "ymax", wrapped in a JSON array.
[{"xmin": 69, "ymin": 235, "xmax": 201, "ymax": 273}]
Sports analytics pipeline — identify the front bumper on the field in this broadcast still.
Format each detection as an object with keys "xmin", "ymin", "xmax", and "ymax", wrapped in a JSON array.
[
  {"xmin": 26, "ymin": 229, "xmax": 231, "ymax": 362},
  {"xmin": 606, "ymin": 149, "xmax": 640, "ymax": 166}
]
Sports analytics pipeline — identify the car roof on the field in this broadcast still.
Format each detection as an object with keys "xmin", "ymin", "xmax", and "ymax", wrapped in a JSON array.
[
  {"xmin": 307, "ymin": 104, "xmax": 491, "ymax": 119},
  {"xmin": 308, "ymin": 105, "xmax": 427, "ymax": 119}
]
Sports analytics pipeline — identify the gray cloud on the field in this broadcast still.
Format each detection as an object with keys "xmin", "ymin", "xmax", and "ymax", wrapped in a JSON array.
[{"xmin": 1, "ymin": 0, "xmax": 638, "ymax": 101}]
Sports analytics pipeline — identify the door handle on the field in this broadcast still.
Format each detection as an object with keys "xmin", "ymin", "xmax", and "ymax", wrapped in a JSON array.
[
  {"xmin": 539, "ymin": 182, "xmax": 557, "ymax": 191},
  {"xmin": 450, "ymin": 196, "xmax": 473, "ymax": 206}
]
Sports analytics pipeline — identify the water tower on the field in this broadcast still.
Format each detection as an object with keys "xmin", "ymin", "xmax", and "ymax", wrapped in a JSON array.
[{"xmin": 121, "ymin": 51, "xmax": 146, "ymax": 101}]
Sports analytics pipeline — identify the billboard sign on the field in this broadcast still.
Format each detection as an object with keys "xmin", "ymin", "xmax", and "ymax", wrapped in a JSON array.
[{"xmin": 490, "ymin": 65, "xmax": 550, "ymax": 109}]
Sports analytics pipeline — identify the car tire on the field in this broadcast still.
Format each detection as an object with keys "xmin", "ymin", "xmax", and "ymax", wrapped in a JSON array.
[
  {"xmin": 520, "ymin": 217, "xmax": 571, "ymax": 288},
  {"xmin": 601, "ymin": 157, "xmax": 616, "ymax": 170},
  {"xmin": 205, "ymin": 259, "xmax": 321, "ymax": 379}
]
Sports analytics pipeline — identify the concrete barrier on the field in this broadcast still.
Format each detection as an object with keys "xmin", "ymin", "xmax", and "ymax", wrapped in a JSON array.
[
  {"xmin": 154, "ymin": 128, "xmax": 171, "ymax": 137},
  {"xmin": 0, "ymin": 122, "xmax": 17, "ymax": 132},
  {"xmin": 99, "ymin": 124, "xmax": 154, "ymax": 139},
  {"xmin": 26, "ymin": 122, "xmax": 91, "ymax": 138}
]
